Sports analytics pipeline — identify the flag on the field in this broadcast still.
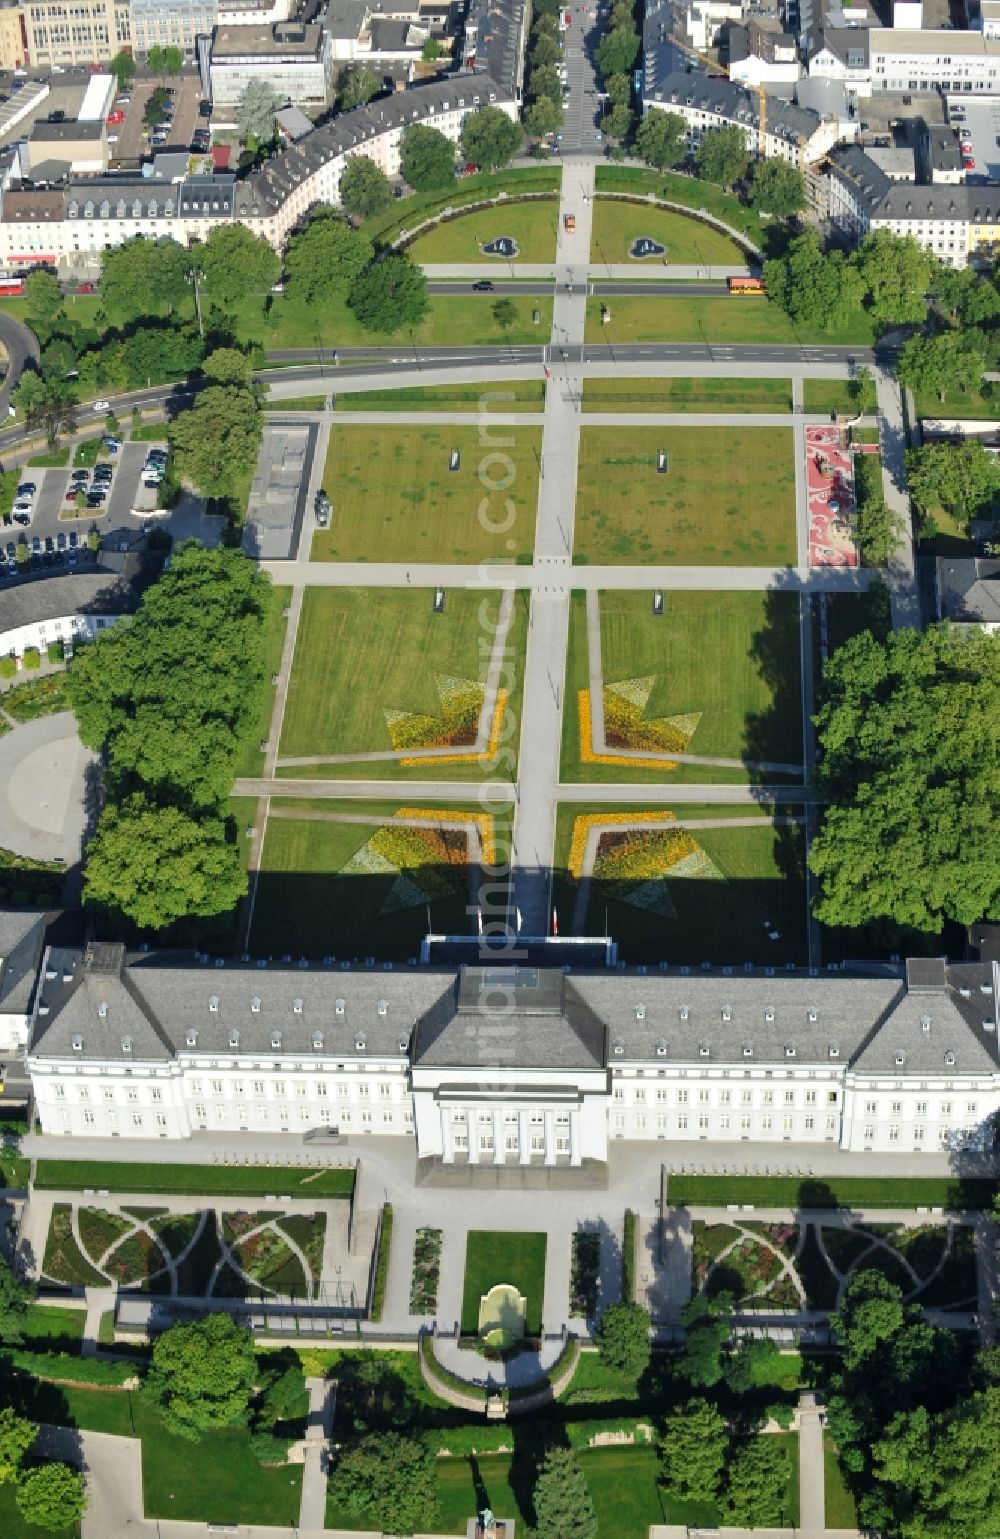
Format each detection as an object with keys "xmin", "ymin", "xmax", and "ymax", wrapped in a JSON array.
[
  {"xmin": 552, "ymin": 908, "xmax": 559, "ymax": 936},
  {"xmin": 516, "ymin": 907, "xmax": 523, "ymax": 933}
]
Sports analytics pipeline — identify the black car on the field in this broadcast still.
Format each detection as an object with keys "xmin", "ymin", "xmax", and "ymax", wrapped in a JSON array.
[
  {"xmin": 70, "ymin": 469, "xmax": 89, "ymax": 483},
  {"xmin": 472, "ymin": 280, "xmax": 495, "ymax": 292},
  {"xmin": 198, "ymin": 100, "xmax": 213, "ymax": 117},
  {"xmin": 43, "ymin": 534, "xmax": 53, "ymax": 551},
  {"xmin": 56, "ymin": 531, "xmax": 66, "ymax": 550},
  {"xmin": 16, "ymin": 481, "xmax": 35, "ymax": 496},
  {"xmin": 13, "ymin": 512, "xmax": 30, "ymax": 526},
  {"xmin": 93, "ymin": 467, "xmax": 113, "ymax": 482},
  {"xmin": 5, "ymin": 541, "xmax": 14, "ymax": 559},
  {"xmin": 86, "ymin": 492, "xmax": 106, "ymax": 507},
  {"xmin": 68, "ymin": 530, "xmax": 78, "ymax": 548},
  {"xmin": 31, "ymin": 535, "xmax": 39, "ymax": 552}
]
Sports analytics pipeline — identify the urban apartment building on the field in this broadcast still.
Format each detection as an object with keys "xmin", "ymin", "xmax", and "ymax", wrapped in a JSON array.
[
  {"xmin": 199, "ymin": 20, "xmax": 334, "ymax": 109},
  {"xmin": 26, "ymin": 944, "xmax": 1000, "ymax": 1163},
  {"xmin": 827, "ymin": 142, "xmax": 1000, "ymax": 268},
  {"xmin": 18, "ymin": 0, "xmax": 131, "ymax": 66},
  {"xmin": 640, "ymin": 69, "xmax": 839, "ymax": 168}
]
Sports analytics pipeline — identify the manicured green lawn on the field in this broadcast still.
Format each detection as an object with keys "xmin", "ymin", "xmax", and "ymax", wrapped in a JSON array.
[
  {"xmin": 583, "ymin": 376, "xmax": 792, "ymax": 413},
  {"xmin": 590, "ymin": 198, "xmax": 744, "ymax": 266},
  {"xmin": 668, "ymin": 1174, "xmax": 998, "ymax": 1208},
  {"xmin": 824, "ymin": 1436, "xmax": 858, "ymax": 1528},
  {"xmin": 574, "ymin": 426, "xmax": 796, "ymax": 565},
  {"xmin": 33, "ymin": 1161, "xmax": 355, "ymax": 1198},
  {"xmin": 594, "ymin": 165, "xmax": 765, "ymax": 244},
  {"xmin": 312, "ymin": 424, "xmax": 540, "ymax": 563},
  {"xmin": 585, "ymin": 295, "xmax": 875, "ymax": 346},
  {"xmin": 803, "ymin": 378, "xmax": 877, "ymax": 416},
  {"xmin": 0, "ymin": 1482, "xmax": 78, "ymax": 1539},
  {"xmin": 61, "ymin": 1386, "xmax": 138, "ymax": 1437},
  {"xmin": 21, "ymin": 1304, "xmax": 86, "ymax": 1348},
  {"xmin": 407, "ymin": 198, "xmax": 559, "ymax": 263},
  {"xmin": 364, "ymin": 166, "xmax": 561, "ymax": 247},
  {"xmin": 433, "ymin": 1445, "xmax": 666, "ymax": 1538},
  {"xmin": 251, "ymin": 292, "xmax": 554, "ymax": 349},
  {"xmin": 333, "ymin": 381, "xmax": 545, "ymax": 411},
  {"xmin": 236, "ymin": 583, "xmax": 290, "ymax": 779},
  {"xmin": 135, "ymin": 1401, "xmax": 302, "ymax": 1525},
  {"xmin": 251, "ymin": 799, "xmax": 511, "ymax": 960},
  {"xmin": 280, "ymin": 587, "xmax": 511, "ymax": 759},
  {"xmin": 460, "ymin": 1231, "xmax": 547, "ymax": 1335},
  {"xmin": 552, "ymin": 801, "xmax": 808, "ymax": 968},
  {"xmin": 909, "ymin": 382, "xmax": 1000, "ymax": 420}
]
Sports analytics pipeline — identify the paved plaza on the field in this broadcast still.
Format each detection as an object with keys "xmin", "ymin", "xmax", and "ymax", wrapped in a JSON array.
[{"xmin": 0, "ymin": 710, "xmax": 97, "ymax": 864}]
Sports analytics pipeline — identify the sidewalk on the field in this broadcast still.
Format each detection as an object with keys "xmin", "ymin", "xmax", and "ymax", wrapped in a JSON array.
[{"xmin": 419, "ymin": 263, "xmax": 750, "ymax": 280}]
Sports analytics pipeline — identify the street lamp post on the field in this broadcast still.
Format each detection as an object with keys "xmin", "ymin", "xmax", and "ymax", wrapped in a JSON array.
[{"xmin": 187, "ymin": 268, "xmax": 204, "ymax": 339}]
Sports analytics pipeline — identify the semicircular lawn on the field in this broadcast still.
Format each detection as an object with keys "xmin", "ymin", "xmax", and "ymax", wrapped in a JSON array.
[
  {"xmin": 590, "ymin": 198, "xmax": 747, "ymax": 266},
  {"xmin": 406, "ymin": 198, "xmax": 559, "ymax": 264}
]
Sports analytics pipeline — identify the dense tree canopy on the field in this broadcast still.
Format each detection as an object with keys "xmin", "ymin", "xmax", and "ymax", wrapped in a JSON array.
[
  {"xmin": 348, "ymin": 253, "xmax": 429, "ymax": 333},
  {"xmin": 595, "ymin": 26, "xmax": 640, "ymax": 77},
  {"xmin": 338, "ymin": 155, "xmax": 393, "ymax": 219},
  {"xmin": 897, "ymin": 330, "xmax": 987, "ymax": 403},
  {"xmin": 0, "ymin": 1410, "xmax": 36, "ymax": 1487},
  {"xmin": 400, "ymin": 123, "xmax": 456, "ymax": 190},
  {"xmin": 285, "ymin": 208, "xmax": 375, "ymax": 306},
  {"xmin": 460, "ymin": 106, "xmax": 522, "ymax": 169},
  {"xmin": 596, "ymin": 1301, "xmax": 651, "ymax": 1378},
  {"xmin": 750, "ymin": 158, "xmax": 806, "ymax": 215},
  {"xmin": 906, "ymin": 438, "xmax": 1000, "ymax": 521},
  {"xmin": 169, "ymin": 384, "xmax": 263, "ymax": 502},
  {"xmin": 695, "ymin": 125, "xmax": 750, "ymax": 187},
  {"xmin": 532, "ymin": 1446, "xmax": 598, "ymax": 1539},
  {"xmin": 145, "ymin": 1314, "xmax": 257, "ymax": 1439},
  {"xmin": 200, "ymin": 346, "xmax": 256, "ymax": 389},
  {"xmin": 15, "ymin": 1463, "xmax": 87, "ymax": 1533},
  {"xmin": 100, "ymin": 237, "xmax": 191, "ymax": 324},
  {"xmin": 327, "ymin": 1432, "xmax": 437, "ymax": 1537},
  {"xmin": 763, "ymin": 232, "xmax": 865, "ymax": 332},
  {"xmin": 0, "ymin": 1254, "xmax": 33, "ymax": 1344},
  {"xmin": 83, "ymin": 798, "xmax": 247, "ymax": 929},
  {"xmin": 196, "ymin": 224, "xmax": 280, "ymax": 311},
  {"xmin": 23, "ymin": 271, "xmax": 65, "ymax": 339},
  {"xmin": 660, "ymin": 1398, "xmax": 728, "ymax": 1501},
  {"xmin": 634, "ymin": 107, "xmax": 687, "ymax": 169},
  {"xmin": 339, "ymin": 64, "xmax": 380, "ymax": 110},
  {"xmin": 856, "ymin": 229, "xmax": 937, "ymax": 327},
  {"xmin": 810, "ymin": 625, "xmax": 1000, "ymax": 930},
  {"xmin": 525, "ymin": 96, "xmax": 562, "ymax": 138},
  {"xmin": 722, "ymin": 1437, "xmax": 791, "ymax": 1525},
  {"xmin": 237, "ymin": 79, "xmax": 281, "ymax": 143}
]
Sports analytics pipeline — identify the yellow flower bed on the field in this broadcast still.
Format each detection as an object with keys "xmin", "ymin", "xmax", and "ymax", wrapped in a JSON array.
[
  {"xmin": 577, "ymin": 691, "xmax": 679, "ymax": 772},
  {"xmin": 394, "ymin": 808, "xmax": 497, "ymax": 867},
  {"xmin": 401, "ymin": 689, "xmax": 509, "ymax": 767},
  {"xmin": 568, "ymin": 811, "xmax": 676, "ymax": 880}
]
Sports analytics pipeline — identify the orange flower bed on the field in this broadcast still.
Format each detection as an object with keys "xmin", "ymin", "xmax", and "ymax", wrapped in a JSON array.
[
  {"xmin": 401, "ymin": 689, "xmax": 509, "ymax": 767},
  {"xmin": 577, "ymin": 691, "xmax": 679, "ymax": 772},
  {"xmin": 568, "ymin": 811, "xmax": 677, "ymax": 880},
  {"xmin": 394, "ymin": 808, "xmax": 497, "ymax": 867}
]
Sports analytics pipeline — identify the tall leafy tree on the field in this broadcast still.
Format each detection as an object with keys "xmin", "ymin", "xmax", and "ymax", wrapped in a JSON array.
[
  {"xmin": 285, "ymin": 208, "xmax": 374, "ymax": 305},
  {"xmin": 0, "ymin": 1254, "xmax": 33, "ymax": 1344},
  {"xmin": 460, "ymin": 105, "xmax": 522, "ymax": 169},
  {"xmin": 871, "ymin": 1387, "xmax": 1000, "ymax": 1539},
  {"xmin": 601, "ymin": 103, "xmax": 633, "ymax": 142},
  {"xmin": 596, "ymin": 1301, "xmax": 651, "ymax": 1378},
  {"xmin": 605, "ymin": 72, "xmax": 632, "ymax": 105},
  {"xmin": 83, "ymin": 798, "xmax": 247, "ymax": 929},
  {"xmin": 635, "ymin": 107, "xmax": 687, "ymax": 169},
  {"xmin": 23, "ymin": 271, "xmax": 65, "ymax": 338},
  {"xmin": 169, "ymin": 384, "xmax": 263, "ymax": 500},
  {"xmin": 932, "ymin": 264, "xmax": 1000, "ymax": 326},
  {"xmin": 200, "ymin": 346, "xmax": 255, "ymax": 389},
  {"xmin": 338, "ymin": 155, "xmax": 393, "ymax": 219},
  {"xmin": 810, "ymin": 625, "xmax": 1000, "ymax": 931},
  {"xmin": 676, "ymin": 1293, "xmax": 731, "ymax": 1387},
  {"xmin": 906, "ymin": 438, "xmax": 1000, "ymax": 522},
  {"xmin": 109, "ymin": 50, "xmax": 135, "ymax": 88},
  {"xmin": 238, "ymin": 79, "xmax": 281, "ymax": 143},
  {"xmin": 763, "ymin": 232, "xmax": 865, "ymax": 333},
  {"xmin": 0, "ymin": 1409, "xmax": 36, "ymax": 1486},
  {"xmin": 751, "ymin": 158, "xmax": 806, "ymax": 215},
  {"xmin": 400, "ymin": 123, "xmax": 456, "ymax": 189},
  {"xmin": 897, "ymin": 330, "xmax": 987, "ymax": 403},
  {"xmin": 525, "ymin": 97, "xmax": 562, "ymax": 138},
  {"xmin": 15, "ymin": 1463, "xmax": 87, "ymax": 1533},
  {"xmin": 196, "ymin": 225, "xmax": 280, "ymax": 312},
  {"xmin": 855, "ymin": 229, "xmax": 938, "ymax": 327},
  {"xmin": 339, "ymin": 65, "xmax": 380, "ymax": 110},
  {"xmin": 327, "ymin": 1432, "xmax": 437, "ymax": 1537},
  {"xmin": 660, "ymin": 1399, "xmax": 728, "ymax": 1501},
  {"xmin": 99, "ymin": 237, "xmax": 191, "ymax": 324},
  {"xmin": 695, "ymin": 125, "xmax": 750, "ymax": 187},
  {"xmin": 532, "ymin": 1447, "xmax": 598, "ymax": 1539},
  {"xmin": 722, "ymin": 1437, "xmax": 791, "ymax": 1525},
  {"xmin": 348, "ymin": 253, "xmax": 428, "ymax": 334},
  {"xmin": 144, "ymin": 1314, "xmax": 257, "ymax": 1438},
  {"xmin": 595, "ymin": 27, "xmax": 640, "ymax": 77}
]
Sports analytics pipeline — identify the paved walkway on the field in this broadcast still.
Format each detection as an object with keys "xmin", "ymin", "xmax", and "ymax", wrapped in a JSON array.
[
  {"xmin": 0, "ymin": 711, "xmax": 98, "ymax": 863},
  {"xmin": 298, "ymin": 1377, "xmax": 335, "ymax": 1533},
  {"xmin": 875, "ymin": 363, "xmax": 919, "ymax": 629},
  {"xmin": 233, "ymin": 778, "xmax": 813, "ymax": 804},
  {"xmin": 798, "ymin": 1392, "xmax": 826, "ymax": 1538},
  {"xmin": 419, "ymin": 263, "xmax": 751, "ymax": 280}
]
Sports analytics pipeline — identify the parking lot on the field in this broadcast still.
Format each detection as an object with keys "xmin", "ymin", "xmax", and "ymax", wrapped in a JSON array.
[
  {"xmin": 111, "ymin": 73, "xmax": 204, "ymax": 163},
  {"xmin": 559, "ymin": 4, "xmax": 603, "ymax": 154},
  {"xmin": 945, "ymin": 95, "xmax": 1000, "ymax": 183}
]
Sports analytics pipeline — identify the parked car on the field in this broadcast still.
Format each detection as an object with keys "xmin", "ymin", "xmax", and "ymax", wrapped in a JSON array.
[
  {"xmin": 12, "ymin": 499, "xmax": 32, "ymax": 515},
  {"xmin": 92, "ymin": 399, "xmax": 111, "ymax": 411},
  {"xmin": 198, "ymin": 100, "xmax": 213, "ymax": 117},
  {"xmin": 102, "ymin": 436, "xmax": 121, "ymax": 451},
  {"xmin": 16, "ymin": 482, "xmax": 35, "ymax": 496},
  {"xmin": 70, "ymin": 469, "xmax": 89, "ymax": 483},
  {"xmin": 77, "ymin": 281, "xmax": 95, "ymax": 293},
  {"xmin": 31, "ymin": 535, "xmax": 39, "ymax": 552},
  {"xmin": 56, "ymin": 531, "xmax": 66, "ymax": 550},
  {"xmin": 86, "ymin": 492, "xmax": 106, "ymax": 507},
  {"xmin": 69, "ymin": 530, "xmax": 78, "ymax": 548},
  {"xmin": 472, "ymin": 280, "xmax": 495, "ymax": 292}
]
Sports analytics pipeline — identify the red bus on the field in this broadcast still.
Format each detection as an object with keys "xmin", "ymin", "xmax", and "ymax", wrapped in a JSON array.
[
  {"xmin": 728, "ymin": 275, "xmax": 766, "ymax": 296},
  {"xmin": 0, "ymin": 277, "xmax": 24, "ymax": 296}
]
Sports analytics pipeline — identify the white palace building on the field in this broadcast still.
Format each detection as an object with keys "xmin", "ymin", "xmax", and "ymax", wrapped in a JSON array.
[{"xmin": 24, "ymin": 941, "xmax": 1000, "ymax": 1166}]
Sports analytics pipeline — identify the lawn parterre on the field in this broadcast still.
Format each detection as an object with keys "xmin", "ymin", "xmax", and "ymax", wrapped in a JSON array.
[
  {"xmin": 311, "ymin": 424, "xmax": 540, "ymax": 564},
  {"xmin": 574, "ymin": 427, "xmax": 797, "ymax": 566},
  {"xmin": 585, "ymin": 295, "xmax": 875, "ymax": 347},
  {"xmin": 406, "ymin": 198, "xmax": 559, "ymax": 263},
  {"xmin": 582, "ymin": 377, "xmax": 792, "ymax": 413},
  {"xmin": 34, "ymin": 1160, "xmax": 355, "ymax": 1198},
  {"xmin": 460, "ymin": 1231, "xmax": 547, "ymax": 1337},
  {"xmin": 333, "ymin": 382, "xmax": 545, "ymax": 412},
  {"xmin": 590, "ymin": 199, "xmax": 745, "ymax": 266}
]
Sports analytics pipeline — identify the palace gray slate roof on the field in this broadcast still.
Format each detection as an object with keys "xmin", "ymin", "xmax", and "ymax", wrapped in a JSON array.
[
  {"xmin": 830, "ymin": 143, "xmax": 1000, "ymax": 222},
  {"xmin": 0, "ymin": 912, "xmax": 47, "ymax": 1016},
  {"xmin": 27, "ymin": 948, "xmax": 1000, "ymax": 1079},
  {"xmin": 642, "ymin": 69, "xmax": 822, "ymax": 147}
]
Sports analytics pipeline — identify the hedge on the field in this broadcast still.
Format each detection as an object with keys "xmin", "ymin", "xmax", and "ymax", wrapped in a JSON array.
[
  {"xmin": 370, "ymin": 1203, "xmax": 393, "ymax": 1324},
  {"xmin": 622, "ymin": 1209, "xmax": 636, "ymax": 1304},
  {"xmin": 4, "ymin": 1350, "xmax": 138, "ymax": 1386}
]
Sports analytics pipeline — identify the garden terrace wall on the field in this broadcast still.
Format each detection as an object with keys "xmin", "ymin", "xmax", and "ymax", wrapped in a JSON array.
[
  {"xmin": 392, "ymin": 192, "xmax": 559, "ymax": 252},
  {"xmin": 417, "ymin": 1335, "xmax": 488, "ymax": 1414},
  {"xmin": 506, "ymin": 1337, "xmax": 581, "ymax": 1417}
]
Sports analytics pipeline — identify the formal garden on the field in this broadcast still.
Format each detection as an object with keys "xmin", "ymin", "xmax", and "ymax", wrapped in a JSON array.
[
  {"xmin": 41, "ymin": 1203, "xmax": 328, "ymax": 1300},
  {"xmin": 573, "ymin": 427, "xmax": 797, "ymax": 567},
  {"xmin": 311, "ymin": 424, "xmax": 542, "ymax": 564},
  {"xmin": 459, "ymin": 1231, "xmax": 547, "ymax": 1340}
]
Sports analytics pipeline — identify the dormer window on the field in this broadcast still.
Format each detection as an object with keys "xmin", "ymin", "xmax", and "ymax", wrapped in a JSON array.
[
  {"xmin": 828, "ymin": 1043, "xmax": 839, "ymax": 1059},
  {"xmin": 764, "ymin": 1007, "xmax": 775, "ymax": 1022},
  {"xmin": 655, "ymin": 1038, "xmax": 667, "ymax": 1056},
  {"xmin": 121, "ymin": 1035, "xmax": 132, "ymax": 1053},
  {"xmin": 635, "ymin": 1003, "xmax": 646, "ymax": 1021},
  {"xmin": 920, "ymin": 1015, "xmax": 931, "ymax": 1032},
  {"xmin": 271, "ymin": 1030, "xmax": 282, "ymax": 1049},
  {"xmin": 354, "ymin": 1034, "xmax": 367, "ymax": 1052},
  {"xmin": 228, "ymin": 1029, "xmax": 240, "ymax": 1048},
  {"xmin": 335, "ymin": 999, "xmax": 345, "ymax": 1015},
  {"xmin": 679, "ymin": 1006, "xmax": 689, "ymax": 1021},
  {"xmin": 699, "ymin": 1042, "xmax": 710, "ymax": 1058},
  {"xmin": 98, "ymin": 1002, "xmax": 108, "ymax": 1019},
  {"xmin": 312, "ymin": 1032, "xmax": 324, "ymax": 1050},
  {"xmin": 209, "ymin": 995, "xmax": 219, "ymax": 1013},
  {"xmin": 721, "ymin": 1008, "xmax": 732, "ymax": 1022},
  {"xmin": 944, "ymin": 1049, "xmax": 956, "ymax": 1066},
  {"xmin": 742, "ymin": 1042, "xmax": 753, "ymax": 1058},
  {"xmin": 185, "ymin": 1030, "xmax": 197, "ymax": 1047},
  {"xmin": 784, "ymin": 1043, "xmax": 795, "ymax": 1058},
  {"xmin": 72, "ymin": 1034, "xmax": 83, "ymax": 1052},
  {"xmin": 807, "ymin": 1008, "xmax": 818, "ymax": 1022},
  {"xmin": 894, "ymin": 1050, "xmax": 906, "ymax": 1066},
  {"xmin": 251, "ymin": 997, "xmax": 261, "ymax": 1013},
  {"xmin": 613, "ymin": 1037, "xmax": 624, "ymax": 1056},
  {"xmin": 293, "ymin": 998, "xmax": 303, "ymax": 1014},
  {"xmin": 377, "ymin": 1000, "xmax": 388, "ymax": 1017}
]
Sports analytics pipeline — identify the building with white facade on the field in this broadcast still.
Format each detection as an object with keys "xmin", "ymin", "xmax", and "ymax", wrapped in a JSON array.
[
  {"xmin": 806, "ymin": 25, "xmax": 872, "ymax": 96},
  {"xmin": 26, "ymin": 944, "xmax": 1000, "ymax": 1162},
  {"xmin": 0, "ymin": 569, "xmax": 134, "ymax": 663},
  {"xmin": 870, "ymin": 27, "xmax": 1000, "ymax": 94},
  {"xmin": 200, "ymin": 20, "xmax": 334, "ymax": 110},
  {"xmin": 641, "ymin": 69, "xmax": 839, "ymax": 167},
  {"xmin": 729, "ymin": 22, "xmax": 802, "ymax": 87},
  {"xmin": 827, "ymin": 141, "xmax": 1000, "ymax": 267},
  {"xmin": 0, "ymin": 912, "xmax": 47, "ymax": 1053}
]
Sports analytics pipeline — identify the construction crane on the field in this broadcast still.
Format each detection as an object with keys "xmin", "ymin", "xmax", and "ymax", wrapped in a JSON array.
[{"xmin": 665, "ymin": 30, "xmax": 768, "ymax": 159}]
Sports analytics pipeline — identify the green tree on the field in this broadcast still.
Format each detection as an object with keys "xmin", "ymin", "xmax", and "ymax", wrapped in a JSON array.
[
  {"xmin": 725, "ymin": 1335, "xmax": 781, "ymax": 1394},
  {"xmin": 751, "ymin": 158, "xmax": 806, "ymax": 215},
  {"xmin": 854, "ymin": 454, "xmax": 903, "ymax": 567},
  {"xmin": 338, "ymin": 155, "xmax": 393, "ymax": 219},
  {"xmin": 530, "ymin": 32, "xmax": 560, "ymax": 68},
  {"xmin": 421, "ymin": 35, "xmax": 445, "ymax": 61},
  {"xmin": 109, "ymin": 49, "xmax": 136, "ymax": 88},
  {"xmin": 12, "ymin": 373, "xmax": 77, "ymax": 445},
  {"xmin": 635, "ymin": 106, "xmax": 687, "ymax": 169},
  {"xmin": 532, "ymin": 1446, "xmax": 598, "ymax": 1539},
  {"xmin": 0, "ymin": 1409, "xmax": 36, "ymax": 1485},
  {"xmin": 596, "ymin": 1301, "xmax": 651, "ymax": 1378},
  {"xmin": 897, "ymin": 330, "xmax": 987, "ymax": 403},
  {"xmin": 595, "ymin": 27, "xmax": 640, "ymax": 77},
  {"xmin": 492, "ymin": 296, "xmax": 517, "ymax": 329},
  {"xmin": 327, "ymin": 1432, "xmax": 437, "ymax": 1537},
  {"xmin": 256, "ymin": 1363, "xmax": 307, "ymax": 1427},
  {"xmin": 605, "ymin": 71, "xmax": 632, "ymax": 105},
  {"xmin": 145, "ymin": 1313, "xmax": 256, "ymax": 1437},
  {"xmin": 811, "ymin": 626, "xmax": 1000, "ymax": 931},
  {"xmin": 695, "ymin": 124, "xmax": 750, "ymax": 187},
  {"xmin": 144, "ymin": 84, "xmax": 170, "ymax": 127},
  {"xmin": 348, "ymin": 253, "xmax": 428, "ymax": 334},
  {"xmin": 932, "ymin": 265, "xmax": 1000, "ymax": 327},
  {"xmin": 237, "ymin": 79, "xmax": 281, "ymax": 143},
  {"xmin": 23, "ymin": 270, "xmax": 65, "ymax": 337},
  {"xmin": 855, "ymin": 229, "xmax": 937, "ymax": 327},
  {"xmin": 201, "ymin": 346, "xmax": 255, "ymax": 388},
  {"xmin": 163, "ymin": 44, "xmax": 183, "ymax": 74},
  {"xmin": 0, "ymin": 1254, "xmax": 31, "ymax": 1346},
  {"xmin": 147, "ymin": 44, "xmax": 165, "ymax": 77},
  {"xmin": 460, "ymin": 105, "xmax": 522, "ymax": 170},
  {"xmin": 906, "ymin": 437, "xmax": 1000, "ymax": 521},
  {"xmin": 722, "ymin": 1437, "xmax": 791, "ymax": 1525},
  {"xmin": 285, "ymin": 208, "xmax": 374, "ymax": 305},
  {"xmin": 601, "ymin": 102, "xmax": 633, "ymax": 142},
  {"xmin": 339, "ymin": 64, "xmax": 380, "ymax": 110},
  {"xmin": 15, "ymin": 1463, "xmax": 86, "ymax": 1533},
  {"xmin": 871, "ymin": 1387, "xmax": 1000, "ymax": 1539},
  {"xmin": 196, "ymin": 224, "xmax": 280, "ymax": 311},
  {"xmin": 400, "ymin": 123, "xmax": 456, "ymax": 189},
  {"xmin": 763, "ymin": 231, "xmax": 866, "ymax": 333},
  {"xmin": 676, "ymin": 1293, "xmax": 731, "ymax": 1387},
  {"xmin": 524, "ymin": 96, "xmax": 562, "ymax": 139},
  {"xmin": 100, "ymin": 236, "xmax": 191, "ymax": 323},
  {"xmin": 169, "ymin": 384, "xmax": 262, "ymax": 501},
  {"xmin": 84, "ymin": 796, "xmax": 247, "ymax": 927},
  {"xmin": 528, "ymin": 64, "xmax": 562, "ymax": 103},
  {"xmin": 660, "ymin": 1398, "xmax": 728, "ymax": 1501}
]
